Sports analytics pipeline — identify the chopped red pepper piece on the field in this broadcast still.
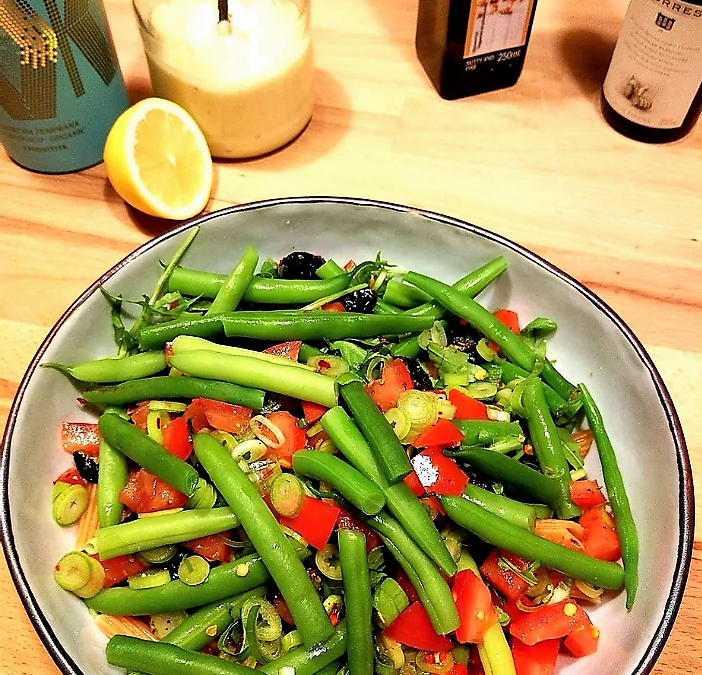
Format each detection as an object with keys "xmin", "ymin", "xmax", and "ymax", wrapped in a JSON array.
[
  {"xmin": 321, "ymin": 301, "xmax": 346, "ymax": 312},
  {"xmin": 183, "ymin": 533, "xmax": 231, "ymax": 562},
  {"xmin": 569, "ymin": 479, "xmax": 607, "ymax": 510},
  {"xmin": 263, "ymin": 341, "xmax": 302, "ymax": 361},
  {"xmin": 452, "ymin": 569, "xmax": 497, "ymax": 643},
  {"xmin": 277, "ymin": 495, "xmax": 340, "ymax": 550},
  {"xmin": 192, "ymin": 398, "xmax": 252, "ymax": 435},
  {"xmin": 511, "ymin": 637, "xmax": 561, "ymax": 675},
  {"xmin": 182, "ymin": 400, "xmax": 210, "ymax": 433},
  {"xmin": 410, "ymin": 445, "xmax": 469, "ymax": 495},
  {"xmin": 579, "ymin": 506, "xmax": 621, "ymax": 561},
  {"xmin": 480, "ymin": 550, "xmax": 530, "ymax": 602},
  {"xmin": 366, "ymin": 359, "xmax": 414, "ymax": 412},
  {"xmin": 261, "ymin": 411, "xmax": 307, "ymax": 467},
  {"xmin": 61, "ymin": 421, "xmax": 100, "ymax": 457},
  {"xmin": 383, "ymin": 602, "xmax": 453, "ymax": 652},
  {"xmin": 301, "ymin": 400, "xmax": 330, "ymax": 424},
  {"xmin": 493, "ymin": 309, "xmax": 521, "ymax": 334},
  {"xmin": 119, "ymin": 468, "xmax": 188, "ymax": 513},
  {"xmin": 509, "ymin": 600, "xmax": 587, "ymax": 646},
  {"xmin": 396, "ymin": 568, "xmax": 420, "ymax": 603},
  {"xmin": 411, "ymin": 418, "xmax": 464, "ymax": 449},
  {"xmin": 54, "ymin": 467, "xmax": 85, "ymax": 486},
  {"xmin": 161, "ymin": 415, "xmax": 193, "ymax": 460},
  {"xmin": 563, "ymin": 619, "xmax": 599, "ymax": 657},
  {"xmin": 96, "ymin": 554, "xmax": 150, "ymax": 588},
  {"xmin": 449, "ymin": 389, "xmax": 489, "ymax": 421}
]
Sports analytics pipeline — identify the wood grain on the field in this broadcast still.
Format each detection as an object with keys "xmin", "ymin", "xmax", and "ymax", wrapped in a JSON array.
[{"xmin": 0, "ymin": 0, "xmax": 700, "ymax": 673}]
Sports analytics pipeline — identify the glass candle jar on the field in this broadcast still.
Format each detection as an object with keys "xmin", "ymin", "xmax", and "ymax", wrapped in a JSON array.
[{"xmin": 132, "ymin": 0, "xmax": 314, "ymax": 158}]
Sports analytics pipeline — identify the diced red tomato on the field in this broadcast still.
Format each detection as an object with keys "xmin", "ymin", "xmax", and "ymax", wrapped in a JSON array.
[
  {"xmin": 321, "ymin": 302, "xmax": 346, "ymax": 312},
  {"xmin": 410, "ymin": 445, "xmax": 469, "ymax": 495},
  {"xmin": 301, "ymin": 400, "xmax": 329, "ymax": 424},
  {"xmin": 563, "ymin": 619, "xmax": 599, "ymax": 657},
  {"xmin": 452, "ymin": 569, "xmax": 497, "ymax": 643},
  {"xmin": 396, "ymin": 568, "xmax": 420, "ymax": 603},
  {"xmin": 509, "ymin": 601, "xmax": 587, "ymax": 646},
  {"xmin": 569, "ymin": 480, "xmax": 607, "ymax": 510},
  {"xmin": 129, "ymin": 403, "xmax": 151, "ymax": 431},
  {"xmin": 261, "ymin": 411, "xmax": 307, "ymax": 467},
  {"xmin": 97, "ymin": 553, "xmax": 149, "ymax": 587},
  {"xmin": 366, "ymin": 359, "xmax": 414, "ymax": 412},
  {"xmin": 119, "ymin": 469, "xmax": 188, "ymax": 513},
  {"xmin": 337, "ymin": 507, "xmax": 382, "ymax": 552},
  {"xmin": 277, "ymin": 495, "xmax": 340, "ymax": 550},
  {"xmin": 579, "ymin": 506, "xmax": 621, "ymax": 561},
  {"xmin": 411, "ymin": 419, "xmax": 464, "ymax": 449},
  {"xmin": 511, "ymin": 637, "xmax": 561, "ymax": 675},
  {"xmin": 449, "ymin": 389, "xmax": 489, "ymax": 421},
  {"xmin": 383, "ymin": 602, "xmax": 453, "ymax": 652},
  {"xmin": 61, "ymin": 421, "xmax": 100, "ymax": 457},
  {"xmin": 493, "ymin": 309, "xmax": 521, "ymax": 334},
  {"xmin": 403, "ymin": 471, "xmax": 425, "ymax": 497},
  {"xmin": 54, "ymin": 468, "xmax": 85, "ymax": 485},
  {"xmin": 534, "ymin": 519, "xmax": 586, "ymax": 552},
  {"xmin": 480, "ymin": 550, "xmax": 530, "ymax": 602},
  {"xmin": 192, "ymin": 398, "xmax": 252, "ymax": 435},
  {"xmin": 182, "ymin": 400, "xmax": 210, "ymax": 433},
  {"xmin": 449, "ymin": 664, "xmax": 469, "ymax": 675},
  {"xmin": 263, "ymin": 341, "xmax": 302, "ymax": 361},
  {"xmin": 161, "ymin": 415, "xmax": 193, "ymax": 460},
  {"xmin": 183, "ymin": 533, "xmax": 231, "ymax": 562}
]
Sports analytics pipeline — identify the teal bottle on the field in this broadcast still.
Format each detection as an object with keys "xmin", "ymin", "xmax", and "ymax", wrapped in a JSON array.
[{"xmin": 0, "ymin": 0, "xmax": 129, "ymax": 173}]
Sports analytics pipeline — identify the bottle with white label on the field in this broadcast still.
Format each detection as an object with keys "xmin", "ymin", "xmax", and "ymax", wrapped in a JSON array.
[{"xmin": 601, "ymin": 0, "xmax": 702, "ymax": 142}]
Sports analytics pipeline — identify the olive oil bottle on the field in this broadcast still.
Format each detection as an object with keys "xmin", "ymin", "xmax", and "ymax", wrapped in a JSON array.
[{"xmin": 415, "ymin": 0, "xmax": 540, "ymax": 100}]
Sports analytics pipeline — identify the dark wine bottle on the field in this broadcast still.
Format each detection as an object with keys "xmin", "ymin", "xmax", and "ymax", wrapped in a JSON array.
[
  {"xmin": 415, "ymin": 0, "xmax": 540, "ymax": 100},
  {"xmin": 601, "ymin": 0, "xmax": 702, "ymax": 143}
]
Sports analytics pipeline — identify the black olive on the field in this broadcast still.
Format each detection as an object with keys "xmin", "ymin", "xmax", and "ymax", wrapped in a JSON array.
[
  {"xmin": 278, "ymin": 252, "xmax": 326, "ymax": 280},
  {"xmin": 444, "ymin": 317, "xmax": 482, "ymax": 362},
  {"xmin": 259, "ymin": 395, "xmax": 283, "ymax": 415},
  {"xmin": 466, "ymin": 468, "xmax": 495, "ymax": 493},
  {"xmin": 161, "ymin": 548, "xmax": 188, "ymax": 579},
  {"xmin": 73, "ymin": 451, "xmax": 99, "ymax": 483},
  {"xmin": 397, "ymin": 356, "xmax": 433, "ymax": 390},
  {"xmin": 341, "ymin": 288, "xmax": 377, "ymax": 314}
]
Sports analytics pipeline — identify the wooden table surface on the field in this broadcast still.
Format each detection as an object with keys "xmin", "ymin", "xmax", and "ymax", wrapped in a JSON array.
[{"xmin": 1, "ymin": 0, "xmax": 700, "ymax": 672}]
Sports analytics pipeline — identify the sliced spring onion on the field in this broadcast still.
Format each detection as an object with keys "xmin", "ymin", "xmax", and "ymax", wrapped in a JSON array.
[
  {"xmin": 231, "ymin": 439, "xmax": 268, "ymax": 463},
  {"xmin": 270, "ymin": 474, "xmax": 305, "ymax": 518},
  {"xmin": 244, "ymin": 602, "xmax": 284, "ymax": 663},
  {"xmin": 128, "ymin": 568, "xmax": 171, "ymax": 590},
  {"xmin": 486, "ymin": 406, "xmax": 511, "ymax": 422},
  {"xmin": 186, "ymin": 478, "xmax": 218, "ymax": 509},
  {"xmin": 209, "ymin": 430, "xmax": 239, "ymax": 454},
  {"xmin": 150, "ymin": 611, "xmax": 188, "ymax": 639},
  {"xmin": 416, "ymin": 650, "xmax": 454, "ymax": 674},
  {"xmin": 250, "ymin": 416, "xmax": 285, "ymax": 449},
  {"xmin": 53, "ymin": 551, "xmax": 103, "ymax": 595},
  {"xmin": 373, "ymin": 577, "xmax": 409, "ymax": 629},
  {"xmin": 137, "ymin": 507, "xmax": 184, "ymax": 518},
  {"xmin": 384, "ymin": 407, "xmax": 411, "ymax": 441},
  {"xmin": 52, "ymin": 481, "xmax": 72, "ymax": 502},
  {"xmin": 315, "ymin": 437, "xmax": 338, "ymax": 453},
  {"xmin": 146, "ymin": 409, "xmax": 170, "ymax": 443},
  {"xmin": 436, "ymin": 394, "xmax": 457, "ymax": 420},
  {"xmin": 241, "ymin": 597, "xmax": 283, "ymax": 642},
  {"xmin": 138, "ymin": 544, "xmax": 178, "ymax": 565},
  {"xmin": 52, "ymin": 483, "xmax": 89, "ymax": 526},
  {"xmin": 148, "ymin": 401, "xmax": 188, "ymax": 412},
  {"xmin": 307, "ymin": 355, "xmax": 350, "ymax": 378},
  {"xmin": 72, "ymin": 556, "xmax": 106, "ymax": 598},
  {"xmin": 460, "ymin": 382, "xmax": 498, "ymax": 400},
  {"xmin": 178, "ymin": 555, "xmax": 210, "ymax": 586},
  {"xmin": 316, "ymin": 543, "xmax": 342, "ymax": 580},
  {"xmin": 397, "ymin": 390, "xmax": 439, "ymax": 437},
  {"xmin": 282, "ymin": 630, "xmax": 303, "ymax": 653},
  {"xmin": 476, "ymin": 338, "xmax": 497, "ymax": 362},
  {"xmin": 376, "ymin": 634, "xmax": 405, "ymax": 669},
  {"xmin": 323, "ymin": 594, "xmax": 343, "ymax": 619}
]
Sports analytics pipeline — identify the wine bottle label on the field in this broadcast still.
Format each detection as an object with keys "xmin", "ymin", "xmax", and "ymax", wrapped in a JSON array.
[
  {"xmin": 463, "ymin": 0, "xmax": 536, "ymax": 58},
  {"xmin": 603, "ymin": 0, "xmax": 702, "ymax": 129}
]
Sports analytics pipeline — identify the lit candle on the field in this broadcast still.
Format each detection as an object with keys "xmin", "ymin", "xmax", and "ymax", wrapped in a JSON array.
[{"xmin": 135, "ymin": 0, "xmax": 314, "ymax": 158}]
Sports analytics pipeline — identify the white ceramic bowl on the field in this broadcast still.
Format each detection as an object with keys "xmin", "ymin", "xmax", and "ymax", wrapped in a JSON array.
[{"xmin": 0, "ymin": 197, "xmax": 693, "ymax": 675}]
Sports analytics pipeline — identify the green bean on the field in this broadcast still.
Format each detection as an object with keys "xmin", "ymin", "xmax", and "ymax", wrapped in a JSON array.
[
  {"xmin": 164, "ymin": 586, "xmax": 269, "ymax": 651},
  {"xmin": 440, "ymin": 495, "xmax": 624, "ymax": 589},
  {"xmin": 338, "ymin": 531, "xmax": 373, "ymax": 675},
  {"xmin": 222, "ymin": 311, "xmax": 434, "ymax": 341},
  {"xmin": 42, "ymin": 350, "xmax": 167, "ymax": 383},
  {"xmin": 339, "ymin": 380, "xmax": 411, "ymax": 484},
  {"xmin": 452, "ymin": 420, "xmax": 524, "ymax": 446},
  {"xmin": 86, "ymin": 552, "xmax": 290, "ymax": 614},
  {"xmin": 522, "ymin": 378, "xmax": 580, "ymax": 520},
  {"xmin": 321, "ymin": 407, "xmax": 456, "ymax": 576},
  {"xmin": 207, "ymin": 246, "xmax": 259, "ymax": 315},
  {"xmin": 580, "ymin": 383, "xmax": 639, "ymax": 610},
  {"xmin": 169, "ymin": 351, "xmax": 338, "ymax": 408},
  {"xmin": 316, "ymin": 259, "xmax": 346, "ymax": 279},
  {"xmin": 106, "ymin": 636, "xmax": 258, "ymax": 675},
  {"xmin": 95, "ymin": 507, "xmax": 239, "ymax": 560},
  {"xmin": 259, "ymin": 621, "xmax": 347, "ymax": 675},
  {"xmin": 292, "ymin": 451, "xmax": 385, "ymax": 515},
  {"xmin": 96, "ymin": 437, "xmax": 128, "ymax": 528},
  {"xmin": 316, "ymin": 661, "xmax": 341, "ymax": 675},
  {"xmin": 82, "ymin": 375, "xmax": 265, "ymax": 410},
  {"xmin": 138, "ymin": 315, "xmax": 226, "ymax": 350},
  {"xmin": 373, "ymin": 299, "xmax": 404, "ymax": 315},
  {"xmin": 171, "ymin": 336, "xmax": 311, "ymax": 370},
  {"xmin": 193, "ymin": 432, "xmax": 334, "ymax": 646},
  {"xmin": 383, "ymin": 280, "xmax": 432, "ymax": 308},
  {"xmin": 169, "ymin": 266, "xmax": 352, "ymax": 303},
  {"xmin": 98, "ymin": 413, "xmax": 202, "ymax": 497},
  {"xmin": 407, "ymin": 256, "xmax": 507, "ymax": 318},
  {"xmin": 462, "ymin": 484, "xmax": 537, "ymax": 531},
  {"xmin": 299, "ymin": 343, "xmax": 323, "ymax": 362},
  {"xmin": 446, "ymin": 448, "xmax": 564, "ymax": 511},
  {"xmin": 495, "ymin": 361, "xmax": 573, "ymax": 417},
  {"xmin": 390, "ymin": 335, "xmax": 422, "ymax": 358},
  {"xmin": 403, "ymin": 271, "xmax": 578, "ymax": 401},
  {"xmin": 364, "ymin": 511, "xmax": 459, "ymax": 635}
]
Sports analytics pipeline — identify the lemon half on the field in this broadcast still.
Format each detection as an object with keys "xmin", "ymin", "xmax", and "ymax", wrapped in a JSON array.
[{"xmin": 104, "ymin": 98, "xmax": 214, "ymax": 220}]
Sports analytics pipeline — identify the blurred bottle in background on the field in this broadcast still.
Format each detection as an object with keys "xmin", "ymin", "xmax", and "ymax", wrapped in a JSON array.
[
  {"xmin": 0, "ymin": 0, "xmax": 129, "ymax": 173},
  {"xmin": 415, "ymin": 0, "xmax": 540, "ymax": 100},
  {"xmin": 601, "ymin": 0, "xmax": 702, "ymax": 143}
]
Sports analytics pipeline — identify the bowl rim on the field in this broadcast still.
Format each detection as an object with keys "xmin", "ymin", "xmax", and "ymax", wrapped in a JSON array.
[{"xmin": 0, "ymin": 195, "xmax": 694, "ymax": 675}]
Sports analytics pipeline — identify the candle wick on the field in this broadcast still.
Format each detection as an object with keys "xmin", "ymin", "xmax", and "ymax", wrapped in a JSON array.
[{"xmin": 218, "ymin": 0, "xmax": 228, "ymax": 23}]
